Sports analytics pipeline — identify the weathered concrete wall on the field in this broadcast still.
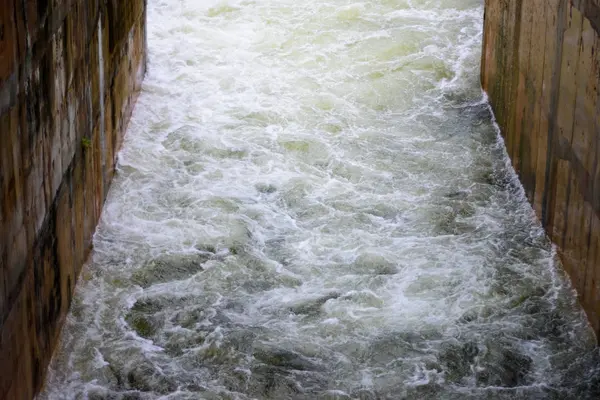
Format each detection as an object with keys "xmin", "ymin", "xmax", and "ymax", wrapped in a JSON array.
[
  {"xmin": 0, "ymin": 1, "xmax": 147, "ymax": 398},
  {"xmin": 481, "ymin": 0, "xmax": 600, "ymax": 336}
]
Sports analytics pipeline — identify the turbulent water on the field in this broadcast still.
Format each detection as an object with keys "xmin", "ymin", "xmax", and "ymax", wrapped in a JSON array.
[{"xmin": 41, "ymin": 0, "xmax": 600, "ymax": 399}]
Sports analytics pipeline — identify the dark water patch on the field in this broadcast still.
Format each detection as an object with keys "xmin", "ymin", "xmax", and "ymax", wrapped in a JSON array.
[
  {"xmin": 131, "ymin": 253, "xmax": 210, "ymax": 288},
  {"xmin": 474, "ymin": 337, "xmax": 532, "ymax": 388},
  {"xmin": 351, "ymin": 253, "xmax": 398, "ymax": 275},
  {"xmin": 253, "ymin": 346, "xmax": 323, "ymax": 371},
  {"xmin": 256, "ymin": 183, "xmax": 278, "ymax": 194},
  {"xmin": 86, "ymin": 389, "xmax": 145, "ymax": 400},
  {"xmin": 558, "ymin": 349, "xmax": 600, "ymax": 399},
  {"xmin": 438, "ymin": 340, "xmax": 479, "ymax": 384},
  {"xmin": 290, "ymin": 292, "xmax": 341, "ymax": 316},
  {"xmin": 246, "ymin": 365, "xmax": 304, "ymax": 399},
  {"xmin": 163, "ymin": 330, "xmax": 206, "ymax": 357},
  {"xmin": 351, "ymin": 330, "xmax": 440, "ymax": 366},
  {"xmin": 98, "ymin": 349, "xmax": 179, "ymax": 395}
]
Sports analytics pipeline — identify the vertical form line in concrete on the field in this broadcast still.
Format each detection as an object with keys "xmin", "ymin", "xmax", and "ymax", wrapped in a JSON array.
[
  {"xmin": 507, "ymin": 0, "xmax": 523, "ymax": 167},
  {"xmin": 542, "ymin": 0, "xmax": 568, "ymax": 230},
  {"xmin": 480, "ymin": 0, "xmax": 489, "ymax": 92},
  {"xmin": 533, "ymin": 0, "xmax": 550, "ymax": 216},
  {"xmin": 570, "ymin": 17, "xmax": 595, "ymax": 292},
  {"xmin": 98, "ymin": 13, "xmax": 106, "ymax": 188},
  {"xmin": 516, "ymin": 1, "xmax": 535, "ymax": 194},
  {"xmin": 528, "ymin": 0, "xmax": 548, "ymax": 208},
  {"xmin": 583, "ymin": 35, "xmax": 600, "ymax": 332},
  {"xmin": 557, "ymin": 6, "xmax": 584, "ymax": 249}
]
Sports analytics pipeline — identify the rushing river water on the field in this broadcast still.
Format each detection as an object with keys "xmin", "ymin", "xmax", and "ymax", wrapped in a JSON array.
[{"xmin": 41, "ymin": 0, "xmax": 600, "ymax": 399}]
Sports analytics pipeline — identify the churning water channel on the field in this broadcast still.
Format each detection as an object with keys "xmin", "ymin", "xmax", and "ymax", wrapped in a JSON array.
[{"xmin": 42, "ymin": 0, "xmax": 600, "ymax": 399}]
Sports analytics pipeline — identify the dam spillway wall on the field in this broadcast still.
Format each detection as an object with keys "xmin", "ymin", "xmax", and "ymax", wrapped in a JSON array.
[
  {"xmin": 0, "ymin": 1, "xmax": 147, "ymax": 398},
  {"xmin": 481, "ymin": 0, "xmax": 600, "ymax": 336}
]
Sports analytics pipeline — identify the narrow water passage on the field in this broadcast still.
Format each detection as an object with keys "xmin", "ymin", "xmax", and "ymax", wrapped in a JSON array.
[{"xmin": 42, "ymin": 0, "xmax": 600, "ymax": 399}]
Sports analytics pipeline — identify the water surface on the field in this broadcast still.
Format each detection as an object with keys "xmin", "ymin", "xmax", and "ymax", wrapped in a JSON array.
[{"xmin": 42, "ymin": 0, "xmax": 600, "ymax": 399}]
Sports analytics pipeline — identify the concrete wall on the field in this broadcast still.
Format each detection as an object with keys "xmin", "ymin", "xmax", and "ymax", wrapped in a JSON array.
[
  {"xmin": 0, "ymin": 1, "xmax": 147, "ymax": 398},
  {"xmin": 481, "ymin": 0, "xmax": 600, "ymax": 337}
]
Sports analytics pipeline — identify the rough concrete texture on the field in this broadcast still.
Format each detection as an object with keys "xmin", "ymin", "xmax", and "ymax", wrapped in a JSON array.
[
  {"xmin": 0, "ymin": 1, "xmax": 147, "ymax": 398},
  {"xmin": 482, "ymin": 0, "xmax": 600, "ymax": 337}
]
